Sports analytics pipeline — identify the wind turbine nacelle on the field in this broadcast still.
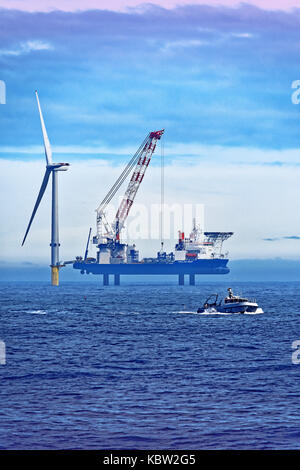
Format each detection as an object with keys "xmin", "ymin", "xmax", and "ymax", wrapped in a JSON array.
[{"xmin": 47, "ymin": 163, "xmax": 70, "ymax": 171}]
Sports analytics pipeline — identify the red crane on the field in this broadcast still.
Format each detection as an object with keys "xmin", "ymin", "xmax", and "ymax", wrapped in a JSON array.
[{"xmin": 95, "ymin": 129, "xmax": 164, "ymax": 243}]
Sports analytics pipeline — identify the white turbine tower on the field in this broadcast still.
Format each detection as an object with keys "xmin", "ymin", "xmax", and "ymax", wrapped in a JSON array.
[{"xmin": 22, "ymin": 91, "xmax": 69, "ymax": 286}]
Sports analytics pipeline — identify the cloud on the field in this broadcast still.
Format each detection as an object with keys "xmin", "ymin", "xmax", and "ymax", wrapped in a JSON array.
[
  {"xmin": 1, "ymin": 151, "xmax": 300, "ymax": 264},
  {"xmin": 161, "ymin": 39, "xmax": 209, "ymax": 53},
  {"xmin": 283, "ymin": 235, "xmax": 300, "ymax": 240},
  {"xmin": 0, "ymin": 40, "xmax": 53, "ymax": 56},
  {"xmin": 0, "ymin": 4, "xmax": 300, "ymax": 270},
  {"xmin": 230, "ymin": 32, "xmax": 254, "ymax": 38},
  {"xmin": 0, "ymin": 1, "xmax": 299, "ymax": 13},
  {"xmin": 2, "ymin": 143, "xmax": 300, "ymax": 168},
  {"xmin": 1, "ymin": 5, "xmax": 300, "ymax": 150},
  {"xmin": 263, "ymin": 236, "xmax": 300, "ymax": 241}
]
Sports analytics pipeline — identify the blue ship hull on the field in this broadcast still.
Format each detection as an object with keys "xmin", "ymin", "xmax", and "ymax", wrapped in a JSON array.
[{"xmin": 73, "ymin": 258, "xmax": 230, "ymax": 275}]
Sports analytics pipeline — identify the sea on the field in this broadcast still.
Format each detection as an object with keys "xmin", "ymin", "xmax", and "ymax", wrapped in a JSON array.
[{"xmin": 0, "ymin": 280, "xmax": 300, "ymax": 450}]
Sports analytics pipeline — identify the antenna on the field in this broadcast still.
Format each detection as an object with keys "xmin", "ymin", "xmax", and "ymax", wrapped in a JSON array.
[{"xmin": 84, "ymin": 227, "xmax": 92, "ymax": 261}]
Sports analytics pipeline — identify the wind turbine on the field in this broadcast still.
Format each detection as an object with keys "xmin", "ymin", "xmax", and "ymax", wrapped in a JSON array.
[{"xmin": 22, "ymin": 91, "xmax": 69, "ymax": 286}]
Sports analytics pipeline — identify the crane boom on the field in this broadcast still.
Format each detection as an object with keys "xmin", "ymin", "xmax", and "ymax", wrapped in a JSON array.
[
  {"xmin": 113, "ymin": 130, "xmax": 164, "ymax": 240},
  {"xmin": 96, "ymin": 129, "xmax": 164, "ymax": 242},
  {"xmin": 96, "ymin": 133, "xmax": 150, "ymax": 215}
]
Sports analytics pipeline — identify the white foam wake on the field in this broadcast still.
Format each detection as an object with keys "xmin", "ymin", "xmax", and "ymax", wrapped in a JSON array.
[{"xmin": 27, "ymin": 310, "xmax": 47, "ymax": 315}]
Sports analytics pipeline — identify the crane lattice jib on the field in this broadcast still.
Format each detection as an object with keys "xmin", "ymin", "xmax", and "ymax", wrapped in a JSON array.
[
  {"xmin": 113, "ymin": 129, "xmax": 164, "ymax": 239},
  {"xmin": 96, "ymin": 133, "xmax": 150, "ymax": 217}
]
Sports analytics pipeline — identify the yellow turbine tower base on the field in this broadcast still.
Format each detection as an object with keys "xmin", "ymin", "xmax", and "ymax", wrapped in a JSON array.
[{"xmin": 51, "ymin": 266, "xmax": 59, "ymax": 286}]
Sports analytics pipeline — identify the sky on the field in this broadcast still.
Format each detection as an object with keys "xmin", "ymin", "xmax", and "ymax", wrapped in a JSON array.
[
  {"xmin": 1, "ymin": 1, "xmax": 300, "ymax": 273},
  {"xmin": 1, "ymin": 1, "xmax": 300, "ymax": 12}
]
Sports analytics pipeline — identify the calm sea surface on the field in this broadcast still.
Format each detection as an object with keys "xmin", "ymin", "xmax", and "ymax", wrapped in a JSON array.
[{"xmin": 0, "ymin": 281, "xmax": 300, "ymax": 450}]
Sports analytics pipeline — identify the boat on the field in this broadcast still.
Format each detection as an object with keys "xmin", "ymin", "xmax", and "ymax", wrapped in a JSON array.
[
  {"xmin": 73, "ymin": 224, "xmax": 233, "ymax": 285},
  {"xmin": 197, "ymin": 288, "xmax": 263, "ymax": 314},
  {"xmin": 70, "ymin": 130, "xmax": 233, "ymax": 285}
]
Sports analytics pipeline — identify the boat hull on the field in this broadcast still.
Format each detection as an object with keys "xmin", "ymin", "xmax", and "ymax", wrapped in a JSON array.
[
  {"xmin": 73, "ymin": 258, "xmax": 230, "ymax": 275},
  {"xmin": 197, "ymin": 301, "xmax": 263, "ymax": 314}
]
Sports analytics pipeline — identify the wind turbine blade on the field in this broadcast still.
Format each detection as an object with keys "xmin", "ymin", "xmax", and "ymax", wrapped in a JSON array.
[
  {"xmin": 22, "ymin": 168, "xmax": 51, "ymax": 246},
  {"xmin": 35, "ymin": 90, "xmax": 53, "ymax": 165}
]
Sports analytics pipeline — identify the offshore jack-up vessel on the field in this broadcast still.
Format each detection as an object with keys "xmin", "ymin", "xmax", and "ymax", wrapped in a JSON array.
[{"xmin": 72, "ymin": 130, "xmax": 233, "ymax": 285}]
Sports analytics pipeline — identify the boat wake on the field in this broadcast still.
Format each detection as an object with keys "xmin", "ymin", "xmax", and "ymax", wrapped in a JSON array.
[
  {"xmin": 27, "ymin": 310, "xmax": 47, "ymax": 315},
  {"xmin": 244, "ymin": 308, "xmax": 264, "ymax": 315},
  {"xmin": 176, "ymin": 310, "xmax": 233, "ymax": 315}
]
